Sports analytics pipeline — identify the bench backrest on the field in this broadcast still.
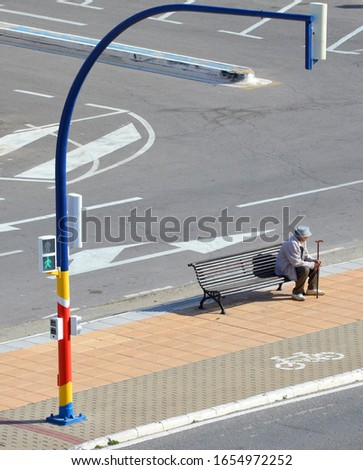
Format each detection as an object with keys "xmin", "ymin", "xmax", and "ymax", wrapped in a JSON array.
[{"xmin": 189, "ymin": 244, "xmax": 282, "ymax": 290}]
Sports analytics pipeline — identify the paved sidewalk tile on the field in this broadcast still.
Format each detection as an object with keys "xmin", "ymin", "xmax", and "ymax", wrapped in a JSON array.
[{"xmin": 1, "ymin": 267, "xmax": 363, "ymax": 449}]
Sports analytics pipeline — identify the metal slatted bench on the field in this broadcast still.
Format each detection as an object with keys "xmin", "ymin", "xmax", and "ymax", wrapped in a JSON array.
[{"xmin": 188, "ymin": 244, "xmax": 287, "ymax": 314}]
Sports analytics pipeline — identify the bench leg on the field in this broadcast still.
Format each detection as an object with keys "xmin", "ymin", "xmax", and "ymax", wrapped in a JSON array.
[
  {"xmin": 214, "ymin": 295, "xmax": 226, "ymax": 315},
  {"xmin": 199, "ymin": 292, "xmax": 226, "ymax": 314},
  {"xmin": 215, "ymin": 293, "xmax": 226, "ymax": 315},
  {"xmin": 277, "ymin": 278, "xmax": 289, "ymax": 291},
  {"xmin": 199, "ymin": 293, "xmax": 207, "ymax": 310}
]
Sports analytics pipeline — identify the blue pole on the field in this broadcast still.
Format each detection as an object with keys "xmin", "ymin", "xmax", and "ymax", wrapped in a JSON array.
[
  {"xmin": 52, "ymin": 3, "xmax": 316, "ymax": 426},
  {"xmin": 305, "ymin": 19, "xmax": 314, "ymax": 70}
]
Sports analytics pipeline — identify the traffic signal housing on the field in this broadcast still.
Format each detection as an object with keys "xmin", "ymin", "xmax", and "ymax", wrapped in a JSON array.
[
  {"xmin": 70, "ymin": 315, "xmax": 82, "ymax": 336},
  {"xmin": 38, "ymin": 235, "xmax": 57, "ymax": 273}
]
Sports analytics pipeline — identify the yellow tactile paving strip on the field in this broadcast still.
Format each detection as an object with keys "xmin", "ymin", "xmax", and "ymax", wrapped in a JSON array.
[{"xmin": 1, "ymin": 267, "xmax": 363, "ymax": 449}]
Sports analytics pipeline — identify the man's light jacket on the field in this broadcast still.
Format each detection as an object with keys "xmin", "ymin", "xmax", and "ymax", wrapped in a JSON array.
[{"xmin": 275, "ymin": 235, "xmax": 316, "ymax": 281}]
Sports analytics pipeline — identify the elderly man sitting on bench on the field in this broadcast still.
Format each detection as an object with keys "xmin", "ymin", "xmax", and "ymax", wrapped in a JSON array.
[{"xmin": 275, "ymin": 225, "xmax": 325, "ymax": 301}]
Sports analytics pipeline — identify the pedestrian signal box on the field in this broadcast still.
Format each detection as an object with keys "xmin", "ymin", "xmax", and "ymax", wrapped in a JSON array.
[
  {"xmin": 50, "ymin": 318, "xmax": 63, "ymax": 340},
  {"xmin": 38, "ymin": 235, "xmax": 57, "ymax": 273}
]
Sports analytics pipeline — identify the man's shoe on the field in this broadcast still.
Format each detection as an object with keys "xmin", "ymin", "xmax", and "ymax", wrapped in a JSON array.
[
  {"xmin": 292, "ymin": 293, "xmax": 305, "ymax": 301},
  {"xmin": 305, "ymin": 289, "xmax": 325, "ymax": 296}
]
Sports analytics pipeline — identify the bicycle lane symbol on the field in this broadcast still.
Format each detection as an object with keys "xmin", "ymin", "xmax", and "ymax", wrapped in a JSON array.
[{"xmin": 271, "ymin": 351, "xmax": 345, "ymax": 370}]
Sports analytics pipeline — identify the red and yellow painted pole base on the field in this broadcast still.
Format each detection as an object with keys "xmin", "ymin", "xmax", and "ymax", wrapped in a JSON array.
[{"xmin": 46, "ymin": 270, "xmax": 86, "ymax": 426}]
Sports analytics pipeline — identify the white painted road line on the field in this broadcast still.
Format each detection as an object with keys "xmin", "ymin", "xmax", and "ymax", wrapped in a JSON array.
[
  {"xmin": 124, "ymin": 286, "xmax": 174, "ymax": 299},
  {"xmin": 0, "ymin": 7, "xmax": 86, "ymax": 25},
  {"xmin": 0, "ymin": 213, "xmax": 54, "ymax": 232},
  {"xmin": 319, "ymin": 247, "xmax": 345, "ymax": 255},
  {"xmin": 0, "ymin": 197, "xmax": 142, "ymax": 232},
  {"xmin": 85, "ymin": 197, "xmax": 142, "ymax": 211},
  {"xmin": 149, "ymin": 0, "xmax": 196, "ymax": 24},
  {"xmin": 327, "ymin": 25, "xmax": 363, "ymax": 55},
  {"xmin": 219, "ymin": 0, "xmax": 302, "ymax": 39},
  {"xmin": 57, "ymin": 0, "xmax": 103, "ymax": 10},
  {"xmin": 237, "ymin": 179, "xmax": 363, "ymax": 208},
  {"xmin": 0, "ymin": 250, "xmax": 23, "ymax": 257},
  {"xmin": 0, "ymin": 177, "xmax": 54, "ymax": 183},
  {"xmin": 14, "ymin": 89, "xmax": 54, "ymax": 98}
]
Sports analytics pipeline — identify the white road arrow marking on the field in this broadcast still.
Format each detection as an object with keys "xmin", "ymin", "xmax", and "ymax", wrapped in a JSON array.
[
  {"xmin": 69, "ymin": 244, "xmax": 145, "ymax": 275},
  {"xmin": 169, "ymin": 231, "xmax": 270, "ymax": 254},
  {"xmin": 0, "ymin": 104, "xmax": 129, "ymax": 159},
  {"xmin": 16, "ymin": 123, "xmax": 141, "ymax": 179},
  {"xmin": 0, "ymin": 126, "xmax": 59, "ymax": 157},
  {"xmin": 69, "ymin": 230, "xmax": 273, "ymax": 275}
]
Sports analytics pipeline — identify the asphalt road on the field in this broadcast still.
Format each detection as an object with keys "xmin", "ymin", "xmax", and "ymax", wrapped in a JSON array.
[
  {"xmin": 122, "ymin": 383, "xmax": 363, "ymax": 449},
  {"xmin": 1, "ymin": 1, "xmax": 362, "ymax": 329}
]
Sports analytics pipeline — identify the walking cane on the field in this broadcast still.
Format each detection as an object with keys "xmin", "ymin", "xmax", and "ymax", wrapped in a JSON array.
[{"xmin": 315, "ymin": 240, "xmax": 323, "ymax": 298}]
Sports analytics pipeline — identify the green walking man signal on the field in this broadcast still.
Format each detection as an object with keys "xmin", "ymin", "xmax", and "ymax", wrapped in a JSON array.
[{"xmin": 38, "ymin": 235, "xmax": 57, "ymax": 273}]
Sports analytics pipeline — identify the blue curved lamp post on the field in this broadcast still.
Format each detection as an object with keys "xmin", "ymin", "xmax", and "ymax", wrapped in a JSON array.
[{"xmin": 49, "ymin": 4, "xmax": 316, "ymax": 425}]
